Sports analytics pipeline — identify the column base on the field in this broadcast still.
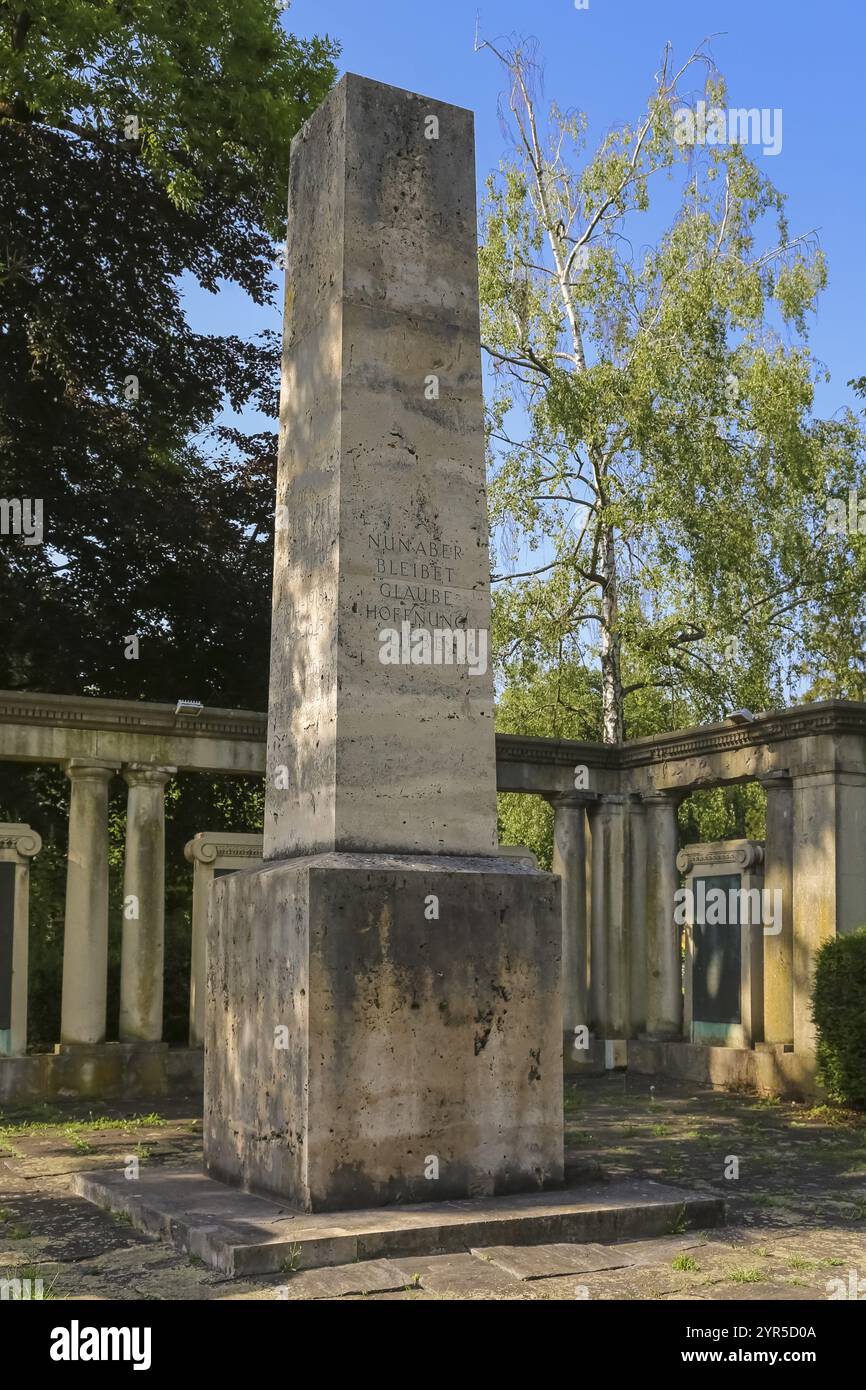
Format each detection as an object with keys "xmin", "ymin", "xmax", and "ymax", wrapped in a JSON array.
[
  {"xmin": 0, "ymin": 1042, "xmax": 201, "ymax": 1106},
  {"xmin": 603, "ymin": 1039, "xmax": 628, "ymax": 1069}
]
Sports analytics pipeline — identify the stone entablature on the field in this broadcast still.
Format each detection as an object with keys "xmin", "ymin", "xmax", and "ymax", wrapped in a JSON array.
[
  {"xmin": 3, "ymin": 690, "xmax": 865, "ymax": 798},
  {"xmin": 498, "ymin": 700, "xmax": 866, "ymax": 796},
  {"xmin": 0, "ymin": 690, "xmax": 266, "ymax": 775}
]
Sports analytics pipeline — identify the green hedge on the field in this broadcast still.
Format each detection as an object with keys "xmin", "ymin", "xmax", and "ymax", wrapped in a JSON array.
[{"xmin": 813, "ymin": 927, "xmax": 866, "ymax": 1107}]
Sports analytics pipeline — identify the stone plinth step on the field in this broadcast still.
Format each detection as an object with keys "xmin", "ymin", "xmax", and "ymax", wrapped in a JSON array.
[{"xmin": 72, "ymin": 1168, "xmax": 724, "ymax": 1278}]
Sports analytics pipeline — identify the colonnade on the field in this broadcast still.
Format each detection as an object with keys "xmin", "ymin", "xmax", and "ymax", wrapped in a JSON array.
[
  {"xmin": 545, "ymin": 768, "xmax": 863, "ymax": 1060},
  {"xmin": 59, "ymin": 759, "xmax": 175, "ymax": 1046},
  {"xmin": 2, "ymin": 694, "xmax": 865, "ymax": 1081}
]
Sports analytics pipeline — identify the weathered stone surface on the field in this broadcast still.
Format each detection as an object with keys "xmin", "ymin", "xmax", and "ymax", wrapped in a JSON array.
[
  {"xmin": 205, "ymin": 852, "xmax": 563, "ymax": 1211},
  {"xmin": 697, "ymin": 1282, "xmax": 820, "ymax": 1300},
  {"xmin": 472, "ymin": 1241, "xmax": 636, "ymax": 1280},
  {"xmin": 264, "ymin": 73, "xmax": 497, "ymax": 860},
  {"xmin": 274, "ymin": 1259, "xmax": 413, "ymax": 1300},
  {"xmin": 72, "ymin": 1166, "xmax": 725, "ymax": 1276},
  {"xmin": 0, "ymin": 1043, "xmax": 203, "ymax": 1105},
  {"xmin": 401, "ymin": 1251, "xmax": 520, "ymax": 1295}
]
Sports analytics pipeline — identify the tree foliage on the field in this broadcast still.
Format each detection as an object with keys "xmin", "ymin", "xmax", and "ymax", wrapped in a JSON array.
[
  {"xmin": 0, "ymin": 3, "xmax": 338, "ymax": 1046},
  {"xmin": 0, "ymin": 0, "xmax": 338, "ymax": 705},
  {"xmin": 479, "ymin": 37, "xmax": 866, "ymax": 744}
]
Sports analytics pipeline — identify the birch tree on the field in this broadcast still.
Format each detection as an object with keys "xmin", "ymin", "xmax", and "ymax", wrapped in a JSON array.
[{"xmin": 479, "ymin": 38, "xmax": 865, "ymax": 742}]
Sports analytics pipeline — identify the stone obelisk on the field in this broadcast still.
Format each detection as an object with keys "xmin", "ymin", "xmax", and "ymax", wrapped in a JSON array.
[{"xmin": 204, "ymin": 74, "xmax": 563, "ymax": 1213}]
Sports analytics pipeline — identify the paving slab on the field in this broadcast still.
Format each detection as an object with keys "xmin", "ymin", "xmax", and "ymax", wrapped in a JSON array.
[
  {"xmin": 271, "ymin": 1259, "xmax": 414, "ymax": 1299},
  {"xmin": 408, "ymin": 1252, "xmax": 524, "ymax": 1295},
  {"xmin": 71, "ymin": 1167, "xmax": 725, "ymax": 1277},
  {"xmin": 602, "ymin": 1234, "xmax": 708, "ymax": 1267},
  {"xmin": 472, "ymin": 1241, "xmax": 637, "ymax": 1280},
  {"xmin": 696, "ymin": 1282, "xmax": 822, "ymax": 1300}
]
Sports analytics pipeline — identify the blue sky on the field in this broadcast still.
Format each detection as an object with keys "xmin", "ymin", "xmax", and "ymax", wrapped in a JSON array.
[{"xmin": 188, "ymin": 0, "xmax": 866, "ymax": 422}]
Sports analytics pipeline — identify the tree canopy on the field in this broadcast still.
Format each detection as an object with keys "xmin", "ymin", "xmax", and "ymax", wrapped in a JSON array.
[
  {"xmin": 0, "ymin": 0, "xmax": 338, "ymax": 705},
  {"xmin": 479, "ymin": 38, "xmax": 866, "ymax": 745}
]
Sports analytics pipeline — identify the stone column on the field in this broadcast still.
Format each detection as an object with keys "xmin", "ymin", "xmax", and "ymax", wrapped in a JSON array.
[
  {"xmin": 119, "ymin": 764, "xmax": 175, "ymax": 1043},
  {"xmin": 0, "ymin": 824, "xmax": 42, "ymax": 1056},
  {"xmin": 643, "ymin": 791, "xmax": 682, "ymax": 1039},
  {"xmin": 548, "ymin": 793, "xmax": 595, "ymax": 1056},
  {"xmin": 759, "ymin": 773, "xmax": 794, "ymax": 1045},
  {"xmin": 587, "ymin": 802, "xmax": 606, "ymax": 1032},
  {"xmin": 792, "ymin": 769, "xmax": 866, "ymax": 1056},
  {"xmin": 61, "ymin": 759, "xmax": 118, "ymax": 1045},
  {"xmin": 587, "ymin": 794, "xmax": 630, "ymax": 1043},
  {"xmin": 184, "ymin": 832, "xmax": 263, "ymax": 1048},
  {"xmin": 628, "ymin": 795, "xmax": 648, "ymax": 1036}
]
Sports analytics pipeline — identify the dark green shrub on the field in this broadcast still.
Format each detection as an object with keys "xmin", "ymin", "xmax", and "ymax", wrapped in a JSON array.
[{"xmin": 813, "ymin": 927, "xmax": 866, "ymax": 1107}]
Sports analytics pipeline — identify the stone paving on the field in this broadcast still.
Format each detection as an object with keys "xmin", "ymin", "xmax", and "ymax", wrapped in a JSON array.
[{"xmin": 1, "ymin": 1074, "xmax": 865, "ymax": 1301}]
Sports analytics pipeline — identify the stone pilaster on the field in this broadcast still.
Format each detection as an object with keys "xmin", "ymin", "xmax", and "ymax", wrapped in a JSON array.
[
  {"xmin": 677, "ymin": 839, "xmax": 765, "ymax": 1048},
  {"xmin": 61, "ymin": 760, "xmax": 118, "ymax": 1045},
  {"xmin": 643, "ymin": 791, "xmax": 682, "ymax": 1040},
  {"xmin": 759, "ymin": 772, "xmax": 794, "ymax": 1045},
  {"xmin": 119, "ymin": 764, "xmax": 175, "ymax": 1043},
  {"xmin": 0, "ymin": 824, "xmax": 42, "ymax": 1056},
  {"xmin": 791, "ymin": 769, "xmax": 866, "ymax": 1056},
  {"xmin": 184, "ymin": 832, "xmax": 263, "ymax": 1047}
]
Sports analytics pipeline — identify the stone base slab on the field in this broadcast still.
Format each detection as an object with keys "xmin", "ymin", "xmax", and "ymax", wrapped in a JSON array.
[
  {"xmin": 0, "ymin": 1044, "xmax": 202, "ymax": 1105},
  {"xmin": 72, "ymin": 1167, "xmax": 725, "ymax": 1277},
  {"xmin": 627, "ymin": 1039, "xmax": 820, "ymax": 1099},
  {"xmin": 205, "ymin": 852, "xmax": 563, "ymax": 1211}
]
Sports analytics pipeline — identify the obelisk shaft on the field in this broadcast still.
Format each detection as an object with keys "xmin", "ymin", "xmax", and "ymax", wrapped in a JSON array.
[{"xmin": 264, "ymin": 74, "xmax": 497, "ymax": 859}]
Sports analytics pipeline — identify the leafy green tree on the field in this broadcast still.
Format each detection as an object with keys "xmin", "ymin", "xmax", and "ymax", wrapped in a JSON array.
[
  {"xmin": 479, "ymin": 37, "xmax": 866, "ymax": 744},
  {"xmin": 0, "ymin": 3, "xmax": 338, "ymax": 1045},
  {"xmin": 0, "ymin": 1, "xmax": 338, "ymax": 705}
]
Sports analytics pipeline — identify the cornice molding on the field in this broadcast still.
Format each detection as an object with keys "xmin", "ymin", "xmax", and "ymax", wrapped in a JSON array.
[
  {"xmin": 0, "ymin": 691, "xmax": 266, "ymax": 743},
  {"xmin": 496, "ymin": 733, "xmax": 617, "ymax": 768},
  {"xmin": 619, "ymin": 702, "xmax": 866, "ymax": 769},
  {"xmin": 2, "ymin": 692, "xmax": 865, "ymax": 778},
  {"xmin": 184, "ymin": 833, "xmax": 264, "ymax": 866},
  {"xmin": 677, "ymin": 840, "xmax": 764, "ymax": 873}
]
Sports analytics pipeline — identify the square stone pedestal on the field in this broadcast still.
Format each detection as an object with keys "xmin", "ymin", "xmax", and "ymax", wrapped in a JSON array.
[{"xmin": 204, "ymin": 853, "xmax": 563, "ymax": 1212}]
